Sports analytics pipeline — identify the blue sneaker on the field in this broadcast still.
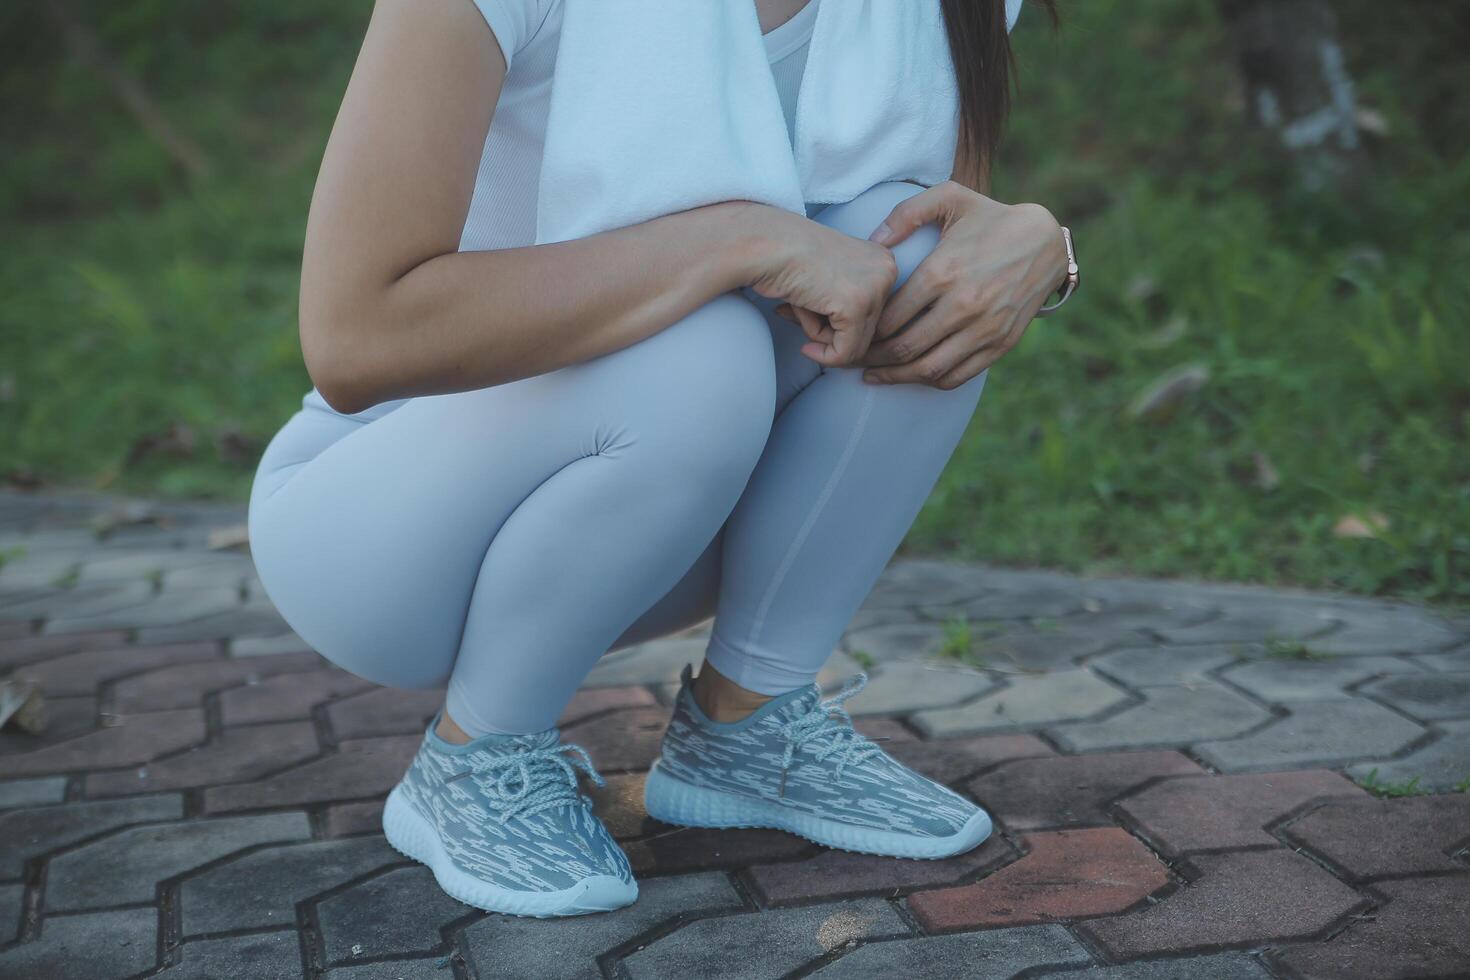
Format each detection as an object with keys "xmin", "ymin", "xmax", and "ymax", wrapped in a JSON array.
[
  {"xmin": 383, "ymin": 718, "xmax": 637, "ymax": 917},
  {"xmin": 644, "ymin": 667, "xmax": 991, "ymax": 858}
]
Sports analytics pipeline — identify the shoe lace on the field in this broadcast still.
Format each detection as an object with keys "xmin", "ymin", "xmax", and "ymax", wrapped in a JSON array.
[
  {"xmin": 777, "ymin": 673, "xmax": 883, "ymax": 797},
  {"xmin": 458, "ymin": 741, "xmax": 606, "ymax": 823}
]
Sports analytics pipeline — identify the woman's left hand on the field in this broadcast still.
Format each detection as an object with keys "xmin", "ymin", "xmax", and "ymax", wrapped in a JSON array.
[{"xmin": 858, "ymin": 181, "xmax": 1069, "ymax": 389}]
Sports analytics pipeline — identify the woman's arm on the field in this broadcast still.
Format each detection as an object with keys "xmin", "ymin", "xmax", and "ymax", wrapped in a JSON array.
[{"xmin": 298, "ymin": 0, "xmax": 761, "ymax": 412}]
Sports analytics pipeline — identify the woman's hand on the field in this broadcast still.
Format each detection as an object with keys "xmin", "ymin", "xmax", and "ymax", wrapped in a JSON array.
[
  {"xmin": 745, "ymin": 207, "xmax": 899, "ymax": 368},
  {"xmin": 858, "ymin": 181, "xmax": 1069, "ymax": 389}
]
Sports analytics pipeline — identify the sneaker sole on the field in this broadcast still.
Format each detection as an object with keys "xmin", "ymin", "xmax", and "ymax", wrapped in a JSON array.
[
  {"xmin": 381, "ymin": 786, "xmax": 637, "ymax": 917},
  {"xmin": 643, "ymin": 760, "xmax": 992, "ymax": 859}
]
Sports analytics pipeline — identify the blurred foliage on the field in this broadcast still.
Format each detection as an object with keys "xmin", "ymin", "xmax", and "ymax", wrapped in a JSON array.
[{"xmin": 1, "ymin": 0, "xmax": 1467, "ymax": 599}]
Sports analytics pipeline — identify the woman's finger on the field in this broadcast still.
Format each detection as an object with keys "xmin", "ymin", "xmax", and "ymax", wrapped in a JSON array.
[
  {"xmin": 873, "ymin": 256, "xmax": 944, "ymax": 340},
  {"xmin": 867, "ymin": 181, "xmax": 961, "ymax": 248},
  {"xmin": 864, "ymin": 292, "xmax": 980, "ymax": 368},
  {"xmin": 863, "ymin": 323, "xmax": 994, "ymax": 389}
]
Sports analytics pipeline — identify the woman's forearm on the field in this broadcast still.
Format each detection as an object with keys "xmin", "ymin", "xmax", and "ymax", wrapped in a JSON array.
[{"xmin": 302, "ymin": 200, "xmax": 775, "ymax": 414}]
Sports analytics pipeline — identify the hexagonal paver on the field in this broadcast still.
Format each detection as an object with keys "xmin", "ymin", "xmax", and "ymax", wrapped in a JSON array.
[
  {"xmin": 581, "ymin": 636, "xmax": 705, "ymax": 688},
  {"xmin": 623, "ymin": 825, "xmax": 812, "ymax": 876},
  {"xmin": 1152, "ymin": 601, "xmax": 1338, "ymax": 644},
  {"xmin": 1078, "ymin": 850, "xmax": 1364, "ymax": 959},
  {"xmin": 1223, "ymin": 655, "xmax": 1421, "ymax": 702},
  {"xmin": 1306, "ymin": 611, "xmax": 1462, "ymax": 657},
  {"xmin": 0, "ymin": 794, "xmax": 183, "ymax": 878},
  {"xmin": 557, "ymin": 685, "xmax": 659, "ymax": 726},
  {"xmin": 231, "ymin": 631, "xmax": 314, "ymax": 657},
  {"xmin": 85, "ymin": 720, "xmax": 322, "ymax": 797},
  {"xmin": 967, "ymin": 751, "xmax": 1204, "ymax": 831},
  {"xmin": 1045, "ymin": 952, "xmax": 1275, "ymax": 979},
  {"xmin": 1346, "ymin": 719, "xmax": 1470, "ymax": 793},
  {"xmin": 843, "ymin": 621, "xmax": 949, "ymax": 662},
  {"xmin": 44, "ymin": 586, "xmax": 245, "ymax": 634},
  {"xmin": 748, "ymin": 834, "xmax": 1016, "ymax": 906},
  {"xmin": 1281, "ymin": 794, "xmax": 1470, "ymax": 880},
  {"xmin": 324, "ymin": 956, "xmax": 456, "ymax": 979},
  {"xmin": 885, "ymin": 732, "xmax": 1053, "ymax": 786},
  {"xmin": 972, "ymin": 627, "xmax": 1125, "ymax": 671},
  {"xmin": 810, "ymin": 923, "xmax": 1091, "ymax": 978},
  {"xmin": 217, "ymin": 667, "xmax": 375, "ymax": 725},
  {"xmin": 45, "ymin": 812, "xmax": 311, "ymax": 911},
  {"xmin": 0, "ymin": 628, "xmax": 129, "ymax": 671},
  {"xmin": 0, "ymin": 776, "xmax": 67, "ymax": 809},
  {"xmin": 1, "ymin": 883, "xmax": 23, "ymax": 942},
  {"xmin": 861, "ymin": 559, "xmax": 990, "ymax": 609},
  {"xmin": 5, "ymin": 708, "xmax": 206, "ymax": 776},
  {"xmin": 325, "ymin": 687, "xmax": 445, "ymax": 740},
  {"xmin": 1193, "ymin": 699, "xmax": 1425, "ymax": 772},
  {"xmin": 181, "ymin": 836, "xmax": 400, "ymax": 935},
  {"xmin": 459, "ymin": 872, "xmax": 742, "ymax": 980},
  {"xmin": 1051, "ymin": 683, "xmax": 1270, "ymax": 751},
  {"xmin": 0, "ymin": 908, "xmax": 156, "ymax": 979},
  {"xmin": 11, "ymin": 641, "xmax": 219, "ymax": 697},
  {"xmin": 157, "ymin": 932, "xmax": 301, "ymax": 977},
  {"xmin": 1090, "ymin": 644, "xmax": 1241, "ymax": 687},
  {"xmin": 1268, "ymin": 875, "xmax": 1470, "ymax": 979},
  {"xmin": 621, "ymin": 898, "xmax": 906, "ymax": 979},
  {"xmin": 1116, "ymin": 771, "xmax": 1365, "ymax": 857},
  {"xmin": 203, "ymin": 736, "xmax": 418, "ymax": 813},
  {"xmin": 109, "ymin": 652, "xmax": 320, "ymax": 712},
  {"xmin": 315, "ymin": 865, "xmax": 470, "ymax": 964},
  {"xmin": 1360, "ymin": 671, "xmax": 1470, "ymax": 721},
  {"xmin": 908, "ymin": 828, "xmax": 1169, "ymax": 930},
  {"xmin": 848, "ymin": 661, "xmax": 995, "ymax": 715},
  {"xmin": 913, "ymin": 669, "xmax": 1128, "ymax": 737}
]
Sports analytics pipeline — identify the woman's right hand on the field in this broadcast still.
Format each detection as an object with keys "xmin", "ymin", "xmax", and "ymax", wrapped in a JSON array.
[{"xmin": 741, "ymin": 205, "xmax": 898, "ymax": 367}]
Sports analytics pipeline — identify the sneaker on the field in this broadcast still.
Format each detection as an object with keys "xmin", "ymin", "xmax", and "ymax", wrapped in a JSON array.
[
  {"xmin": 383, "ymin": 717, "xmax": 637, "ymax": 917},
  {"xmin": 644, "ymin": 666, "xmax": 991, "ymax": 859}
]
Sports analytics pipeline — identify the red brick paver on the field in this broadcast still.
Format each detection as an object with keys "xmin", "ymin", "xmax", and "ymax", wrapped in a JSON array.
[
  {"xmin": 748, "ymin": 834, "xmax": 1016, "ymax": 906},
  {"xmin": 968, "ymin": 751, "xmax": 1205, "ymax": 830},
  {"xmin": 1282, "ymin": 794, "xmax": 1470, "ymax": 880},
  {"xmin": 6, "ymin": 708, "xmax": 206, "ymax": 776},
  {"xmin": 203, "ymin": 735, "xmax": 418, "ymax": 813},
  {"xmin": 84, "ymin": 720, "xmax": 322, "ymax": 797}
]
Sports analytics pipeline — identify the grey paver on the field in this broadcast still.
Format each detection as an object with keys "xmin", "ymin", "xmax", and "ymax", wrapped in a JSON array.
[
  {"xmin": 1346, "ymin": 719, "xmax": 1470, "ymax": 793},
  {"xmin": 583, "ymin": 636, "xmax": 707, "ymax": 687},
  {"xmin": 135, "ymin": 604, "xmax": 291, "ymax": 645},
  {"xmin": 861, "ymin": 559, "xmax": 990, "ymax": 608},
  {"xmin": 0, "ymin": 580, "xmax": 154, "ymax": 621},
  {"xmin": 974, "ymin": 627, "xmax": 1123, "ymax": 671},
  {"xmin": 1307, "ymin": 610, "xmax": 1462, "ymax": 656},
  {"xmin": 811, "ymin": 923, "xmax": 1090, "ymax": 977},
  {"xmin": 181, "ymin": 836, "xmax": 400, "ymax": 935},
  {"xmin": 44, "ymin": 586, "xmax": 243, "ymax": 634},
  {"xmin": 922, "ymin": 586, "xmax": 1085, "ymax": 621},
  {"xmin": 45, "ymin": 812, "xmax": 311, "ymax": 911},
  {"xmin": 459, "ymin": 872, "xmax": 742, "ymax": 980},
  {"xmin": 0, "ymin": 794, "xmax": 183, "ymax": 877},
  {"xmin": 1154, "ymin": 601, "xmax": 1338, "ymax": 644},
  {"xmin": 158, "ymin": 932, "xmax": 301, "ymax": 978},
  {"xmin": 1414, "ymin": 649, "xmax": 1470, "ymax": 672},
  {"xmin": 0, "ymin": 776, "xmax": 68, "ymax": 809},
  {"xmin": 1195, "ymin": 700, "xmax": 1425, "ymax": 772},
  {"xmin": 913, "ymin": 669, "xmax": 1128, "ymax": 737},
  {"xmin": 1361, "ymin": 671, "xmax": 1470, "ymax": 721},
  {"xmin": 1052, "ymin": 683, "xmax": 1270, "ymax": 751},
  {"xmin": 622, "ymin": 898, "xmax": 906, "ymax": 979},
  {"xmin": 0, "ymin": 908, "xmax": 156, "ymax": 979},
  {"xmin": 843, "ymin": 621, "xmax": 951, "ymax": 662},
  {"xmin": 1, "ymin": 882, "xmax": 22, "ymax": 942},
  {"xmin": 231, "ymin": 631, "xmax": 315, "ymax": 657},
  {"xmin": 1045, "ymin": 951, "xmax": 1274, "ymax": 978},
  {"xmin": 326, "ymin": 957, "xmax": 456, "ymax": 979},
  {"xmin": 1223, "ymin": 655, "xmax": 1421, "ymax": 702},
  {"xmin": 849, "ymin": 661, "xmax": 995, "ymax": 715},
  {"xmin": 74, "ymin": 550, "xmax": 241, "ymax": 585},
  {"xmin": 1091, "ymin": 644, "xmax": 1243, "ymax": 687},
  {"xmin": 315, "ymin": 865, "xmax": 468, "ymax": 964}
]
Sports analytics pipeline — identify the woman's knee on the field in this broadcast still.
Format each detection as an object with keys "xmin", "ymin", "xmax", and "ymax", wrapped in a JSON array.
[{"xmin": 815, "ymin": 182, "xmax": 939, "ymax": 293}]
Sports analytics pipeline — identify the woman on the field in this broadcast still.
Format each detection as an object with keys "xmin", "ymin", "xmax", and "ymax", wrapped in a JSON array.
[{"xmin": 249, "ymin": 0, "xmax": 1071, "ymax": 917}]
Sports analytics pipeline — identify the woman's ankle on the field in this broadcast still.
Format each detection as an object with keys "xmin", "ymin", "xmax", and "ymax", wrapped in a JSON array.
[
  {"xmin": 691, "ymin": 660, "xmax": 775, "ymax": 722},
  {"xmin": 435, "ymin": 709, "xmax": 474, "ymax": 745}
]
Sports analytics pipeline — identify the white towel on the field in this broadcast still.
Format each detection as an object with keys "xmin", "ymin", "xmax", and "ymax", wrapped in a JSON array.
[{"xmin": 534, "ymin": 0, "xmax": 1023, "ymax": 245}]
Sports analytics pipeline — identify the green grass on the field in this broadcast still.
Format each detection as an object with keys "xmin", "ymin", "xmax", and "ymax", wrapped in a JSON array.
[
  {"xmin": 2, "ymin": 0, "xmax": 1467, "ymax": 599},
  {"xmin": 1356, "ymin": 769, "xmax": 1425, "ymax": 798}
]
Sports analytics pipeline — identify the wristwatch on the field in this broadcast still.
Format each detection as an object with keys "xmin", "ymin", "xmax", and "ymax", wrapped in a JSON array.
[{"xmin": 1036, "ymin": 226, "xmax": 1079, "ymax": 316}]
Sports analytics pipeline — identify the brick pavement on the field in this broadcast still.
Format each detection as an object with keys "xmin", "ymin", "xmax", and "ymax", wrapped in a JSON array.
[{"xmin": 1, "ymin": 490, "xmax": 1467, "ymax": 978}]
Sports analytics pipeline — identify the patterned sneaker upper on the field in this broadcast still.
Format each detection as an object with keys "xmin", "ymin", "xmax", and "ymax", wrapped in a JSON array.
[
  {"xmin": 397, "ymin": 721, "xmax": 633, "ymax": 893},
  {"xmin": 657, "ymin": 667, "xmax": 980, "ymax": 838}
]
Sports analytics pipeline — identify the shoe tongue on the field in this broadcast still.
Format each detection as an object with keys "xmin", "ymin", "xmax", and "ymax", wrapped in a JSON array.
[
  {"xmin": 468, "ymin": 728, "xmax": 560, "ymax": 756},
  {"xmin": 765, "ymin": 683, "xmax": 823, "ymax": 722}
]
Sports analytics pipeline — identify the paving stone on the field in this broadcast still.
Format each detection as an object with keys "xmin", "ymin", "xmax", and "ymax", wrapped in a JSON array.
[
  {"xmin": 1, "ymin": 882, "xmax": 22, "ymax": 942},
  {"xmin": 863, "ymin": 559, "xmax": 991, "ymax": 609},
  {"xmin": 1, "ymin": 580, "xmax": 154, "ymax": 622},
  {"xmin": 1194, "ymin": 699, "xmax": 1425, "ymax": 772},
  {"xmin": 0, "ymin": 628, "xmax": 129, "ymax": 670},
  {"xmin": 1117, "ymin": 770, "xmax": 1364, "ymax": 857},
  {"xmin": 1153, "ymin": 600, "xmax": 1339, "ymax": 644},
  {"xmin": 908, "ymin": 828, "xmax": 1169, "ymax": 931},
  {"xmin": 204, "ymin": 735, "xmax": 419, "ymax": 813},
  {"xmin": 852, "ymin": 715, "xmax": 919, "ymax": 743},
  {"xmin": 0, "ymin": 695, "xmax": 97, "ymax": 755},
  {"xmin": 1306, "ymin": 610, "xmax": 1463, "ymax": 657},
  {"xmin": 231, "ymin": 631, "xmax": 315, "ymax": 657},
  {"xmin": 1413, "ymin": 648, "xmax": 1470, "ymax": 672},
  {"xmin": 0, "ymin": 620, "xmax": 33, "ymax": 639},
  {"xmin": 748, "ymin": 834, "xmax": 1016, "ymax": 906},
  {"xmin": 1078, "ymin": 849, "xmax": 1364, "ymax": 959},
  {"xmin": 459, "ymin": 872, "xmax": 742, "ymax": 980},
  {"xmin": 843, "ymin": 621, "xmax": 949, "ymax": 662},
  {"xmin": 5, "ymin": 708, "xmax": 206, "ymax": 776},
  {"xmin": 1051, "ymin": 683, "xmax": 1271, "ymax": 751},
  {"xmin": 1281, "ymin": 794, "xmax": 1470, "ymax": 880},
  {"xmin": 1091, "ymin": 644, "xmax": 1243, "ymax": 687},
  {"xmin": 323, "ymin": 800, "xmax": 386, "ymax": 837},
  {"xmin": 46, "ymin": 811, "xmax": 310, "ymax": 911},
  {"xmin": 0, "ymin": 908, "xmax": 156, "ymax": 979},
  {"xmin": 972, "ymin": 627, "xmax": 1126, "ymax": 671},
  {"xmin": 326, "ymin": 957, "xmax": 456, "ymax": 979},
  {"xmin": 885, "ymin": 732, "xmax": 1054, "ymax": 786},
  {"xmin": 811, "ymin": 923, "xmax": 1091, "ymax": 978},
  {"xmin": 218, "ymin": 667, "xmax": 375, "ymax": 725},
  {"xmin": 913, "ymin": 669, "xmax": 1129, "ymax": 736},
  {"xmin": 137, "ymin": 604, "xmax": 293, "ymax": 645},
  {"xmin": 1045, "ymin": 952, "xmax": 1274, "ymax": 979},
  {"xmin": 582, "ymin": 636, "xmax": 706, "ymax": 687},
  {"xmin": 1346, "ymin": 719, "xmax": 1470, "ymax": 793},
  {"xmin": 181, "ymin": 836, "xmax": 400, "ymax": 935},
  {"xmin": 968, "ymin": 751, "xmax": 1205, "ymax": 831},
  {"xmin": 586, "ymin": 772, "xmax": 651, "ymax": 839},
  {"xmin": 85, "ymin": 720, "xmax": 322, "ymax": 797},
  {"xmin": 1223, "ymin": 655, "xmax": 1421, "ymax": 702},
  {"xmin": 1361, "ymin": 670, "xmax": 1470, "ymax": 721},
  {"xmin": 0, "ymin": 776, "xmax": 67, "ymax": 809},
  {"xmin": 316, "ymin": 865, "xmax": 468, "ymax": 963},
  {"xmin": 624, "ymin": 825, "xmax": 813, "ymax": 876},
  {"xmin": 563, "ymin": 706, "xmax": 669, "ymax": 772},
  {"xmin": 0, "ymin": 794, "xmax": 183, "ymax": 878},
  {"xmin": 1059, "ymin": 599, "xmax": 1216, "ymax": 634},
  {"xmin": 10, "ymin": 641, "xmax": 220, "ymax": 697},
  {"xmin": 848, "ymin": 661, "xmax": 995, "ymax": 715},
  {"xmin": 558, "ymin": 685, "xmax": 659, "ymax": 726},
  {"xmin": 74, "ymin": 549, "xmax": 242, "ymax": 584},
  {"xmin": 1268, "ymin": 875, "xmax": 1470, "ymax": 979},
  {"xmin": 45, "ymin": 586, "xmax": 247, "ymax": 634},
  {"xmin": 622, "ymin": 898, "xmax": 906, "ymax": 979},
  {"xmin": 111, "ymin": 651, "xmax": 321, "ymax": 713},
  {"xmin": 922, "ymin": 587, "xmax": 1087, "ymax": 622},
  {"xmin": 325, "ymin": 687, "xmax": 444, "ymax": 740},
  {"xmin": 159, "ymin": 932, "xmax": 301, "ymax": 977}
]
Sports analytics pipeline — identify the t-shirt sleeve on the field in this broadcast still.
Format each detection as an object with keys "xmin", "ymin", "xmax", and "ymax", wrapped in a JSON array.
[
  {"xmin": 468, "ymin": 0, "xmax": 548, "ymax": 68},
  {"xmin": 1006, "ymin": 0, "xmax": 1023, "ymax": 33}
]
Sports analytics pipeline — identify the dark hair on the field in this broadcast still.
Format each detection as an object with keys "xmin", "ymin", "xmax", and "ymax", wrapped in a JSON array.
[{"xmin": 940, "ymin": 0, "xmax": 1058, "ymax": 188}]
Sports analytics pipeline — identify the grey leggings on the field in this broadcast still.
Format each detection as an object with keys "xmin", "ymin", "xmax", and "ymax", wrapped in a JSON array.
[{"xmin": 248, "ymin": 181, "xmax": 986, "ymax": 737}]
